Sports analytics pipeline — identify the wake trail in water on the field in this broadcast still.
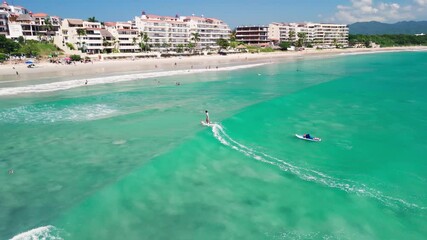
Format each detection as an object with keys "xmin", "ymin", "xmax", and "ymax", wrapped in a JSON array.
[
  {"xmin": 0, "ymin": 63, "xmax": 266, "ymax": 96},
  {"xmin": 10, "ymin": 225, "xmax": 64, "ymax": 240},
  {"xmin": 210, "ymin": 123, "xmax": 426, "ymax": 211}
]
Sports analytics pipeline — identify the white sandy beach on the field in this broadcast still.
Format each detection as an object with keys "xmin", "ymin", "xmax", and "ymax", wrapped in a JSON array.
[{"xmin": 1, "ymin": 46, "xmax": 426, "ymax": 82}]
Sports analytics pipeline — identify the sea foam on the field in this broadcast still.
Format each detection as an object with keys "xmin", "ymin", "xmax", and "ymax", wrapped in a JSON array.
[
  {"xmin": 10, "ymin": 225, "xmax": 63, "ymax": 240},
  {"xmin": 0, "ymin": 103, "xmax": 117, "ymax": 123},
  {"xmin": 0, "ymin": 63, "xmax": 266, "ymax": 97}
]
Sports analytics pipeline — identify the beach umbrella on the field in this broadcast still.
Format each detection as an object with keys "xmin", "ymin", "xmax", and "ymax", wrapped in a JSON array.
[
  {"xmin": 25, "ymin": 60, "xmax": 33, "ymax": 64},
  {"xmin": 64, "ymin": 57, "xmax": 71, "ymax": 61}
]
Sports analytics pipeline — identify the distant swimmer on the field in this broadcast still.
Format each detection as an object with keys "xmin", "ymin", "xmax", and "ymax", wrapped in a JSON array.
[
  {"xmin": 85, "ymin": 80, "xmax": 88, "ymax": 85},
  {"xmin": 8, "ymin": 169, "xmax": 14, "ymax": 174},
  {"xmin": 205, "ymin": 110, "xmax": 210, "ymax": 124}
]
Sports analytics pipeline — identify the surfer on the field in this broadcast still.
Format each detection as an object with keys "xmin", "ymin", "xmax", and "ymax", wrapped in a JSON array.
[
  {"xmin": 205, "ymin": 110, "xmax": 210, "ymax": 124},
  {"xmin": 85, "ymin": 80, "xmax": 88, "ymax": 85},
  {"xmin": 303, "ymin": 133, "xmax": 312, "ymax": 139}
]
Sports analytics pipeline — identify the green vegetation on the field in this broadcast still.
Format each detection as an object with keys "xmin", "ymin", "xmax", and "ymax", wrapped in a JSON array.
[
  {"xmin": 349, "ymin": 34, "xmax": 427, "ymax": 47},
  {"xmin": 66, "ymin": 42, "xmax": 75, "ymax": 50},
  {"xmin": 69, "ymin": 54, "xmax": 81, "ymax": 61},
  {"xmin": 0, "ymin": 53, "xmax": 7, "ymax": 63},
  {"xmin": 295, "ymin": 32, "xmax": 307, "ymax": 47},
  {"xmin": 246, "ymin": 46, "xmax": 275, "ymax": 53},
  {"xmin": 216, "ymin": 38, "xmax": 229, "ymax": 50},
  {"xmin": 176, "ymin": 44, "xmax": 184, "ymax": 53},
  {"xmin": 279, "ymin": 41, "xmax": 291, "ymax": 50},
  {"xmin": 139, "ymin": 32, "xmax": 150, "ymax": 52},
  {"xmin": 87, "ymin": 16, "xmax": 99, "ymax": 23},
  {"xmin": 0, "ymin": 35, "xmax": 61, "ymax": 60},
  {"xmin": 259, "ymin": 47, "xmax": 274, "ymax": 52},
  {"xmin": 228, "ymin": 31, "xmax": 241, "ymax": 48}
]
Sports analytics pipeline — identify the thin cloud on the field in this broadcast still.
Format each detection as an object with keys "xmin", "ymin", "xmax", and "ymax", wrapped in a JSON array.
[
  {"xmin": 331, "ymin": 0, "xmax": 425, "ymax": 23},
  {"xmin": 414, "ymin": 0, "xmax": 427, "ymax": 6}
]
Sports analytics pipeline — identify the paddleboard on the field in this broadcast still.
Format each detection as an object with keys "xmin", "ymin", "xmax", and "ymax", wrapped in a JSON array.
[
  {"xmin": 201, "ymin": 121, "xmax": 213, "ymax": 127},
  {"xmin": 295, "ymin": 134, "xmax": 321, "ymax": 142}
]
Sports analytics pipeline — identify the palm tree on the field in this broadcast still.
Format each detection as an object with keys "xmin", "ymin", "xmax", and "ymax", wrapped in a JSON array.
[
  {"xmin": 288, "ymin": 30, "xmax": 296, "ymax": 44},
  {"xmin": 132, "ymin": 37, "xmax": 137, "ymax": 52},
  {"xmin": 333, "ymin": 38, "xmax": 338, "ymax": 48},
  {"xmin": 161, "ymin": 42, "xmax": 171, "ymax": 52},
  {"xmin": 296, "ymin": 32, "xmax": 307, "ymax": 47},
  {"xmin": 44, "ymin": 17, "xmax": 54, "ymax": 41},
  {"xmin": 229, "ymin": 30, "xmax": 236, "ymax": 42},
  {"xmin": 87, "ymin": 16, "xmax": 98, "ymax": 22},
  {"xmin": 187, "ymin": 42, "xmax": 195, "ymax": 52},
  {"xmin": 139, "ymin": 32, "xmax": 150, "ymax": 52},
  {"xmin": 76, "ymin": 28, "xmax": 87, "ymax": 51},
  {"xmin": 176, "ymin": 44, "xmax": 184, "ymax": 53},
  {"xmin": 190, "ymin": 32, "xmax": 201, "ymax": 53}
]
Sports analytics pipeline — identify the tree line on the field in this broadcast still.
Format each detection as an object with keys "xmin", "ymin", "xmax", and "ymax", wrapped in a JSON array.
[{"xmin": 349, "ymin": 34, "xmax": 427, "ymax": 47}]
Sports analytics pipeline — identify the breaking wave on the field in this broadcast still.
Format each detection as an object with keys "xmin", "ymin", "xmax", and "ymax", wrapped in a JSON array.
[
  {"xmin": 10, "ymin": 225, "xmax": 64, "ymax": 240},
  {"xmin": 0, "ymin": 103, "xmax": 117, "ymax": 123},
  {"xmin": 0, "ymin": 63, "xmax": 266, "ymax": 96}
]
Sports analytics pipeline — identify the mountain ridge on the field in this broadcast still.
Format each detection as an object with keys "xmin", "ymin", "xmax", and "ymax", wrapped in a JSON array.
[{"xmin": 349, "ymin": 21, "xmax": 427, "ymax": 35}]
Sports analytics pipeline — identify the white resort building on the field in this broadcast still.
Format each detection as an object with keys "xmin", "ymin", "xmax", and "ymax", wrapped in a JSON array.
[
  {"xmin": 134, "ymin": 12, "xmax": 189, "ymax": 51},
  {"xmin": 183, "ymin": 15, "xmax": 230, "ymax": 49},
  {"xmin": 1, "ymin": 1, "xmax": 61, "ymax": 40},
  {"xmin": 58, "ymin": 19, "xmax": 115, "ymax": 54},
  {"xmin": 134, "ymin": 11, "xmax": 231, "ymax": 51},
  {"xmin": 105, "ymin": 22, "xmax": 140, "ymax": 53},
  {"xmin": 268, "ymin": 22, "xmax": 349, "ymax": 48}
]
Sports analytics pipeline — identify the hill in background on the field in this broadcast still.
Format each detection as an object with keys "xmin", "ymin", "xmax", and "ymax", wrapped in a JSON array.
[{"xmin": 349, "ymin": 21, "xmax": 427, "ymax": 35}]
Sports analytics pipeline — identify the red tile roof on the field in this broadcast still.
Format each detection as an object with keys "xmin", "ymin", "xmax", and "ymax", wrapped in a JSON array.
[
  {"xmin": 104, "ymin": 22, "xmax": 116, "ymax": 27},
  {"xmin": 32, "ymin": 13, "xmax": 48, "ymax": 17}
]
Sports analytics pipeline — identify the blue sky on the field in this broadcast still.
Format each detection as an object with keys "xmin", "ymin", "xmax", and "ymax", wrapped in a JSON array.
[{"xmin": 8, "ymin": 0, "xmax": 427, "ymax": 27}]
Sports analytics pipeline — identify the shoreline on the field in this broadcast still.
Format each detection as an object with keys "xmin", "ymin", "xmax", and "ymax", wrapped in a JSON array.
[{"xmin": 1, "ymin": 46, "xmax": 426, "ymax": 83}]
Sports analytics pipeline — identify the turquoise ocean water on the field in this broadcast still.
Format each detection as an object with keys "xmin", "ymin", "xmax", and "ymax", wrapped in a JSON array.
[{"xmin": 1, "ymin": 52, "xmax": 427, "ymax": 239}]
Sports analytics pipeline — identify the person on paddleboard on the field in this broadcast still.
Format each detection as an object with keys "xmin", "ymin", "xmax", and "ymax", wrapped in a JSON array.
[
  {"xmin": 205, "ymin": 110, "xmax": 210, "ymax": 124},
  {"xmin": 303, "ymin": 133, "xmax": 312, "ymax": 139}
]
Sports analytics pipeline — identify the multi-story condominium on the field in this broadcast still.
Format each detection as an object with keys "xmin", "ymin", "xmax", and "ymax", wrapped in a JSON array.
[
  {"xmin": 7, "ymin": 13, "xmax": 61, "ymax": 40},
  {"xmin": 105, "ymin": 21, "xmax": 140, "ymax": 53},
  {"xmin": 134, "ymin": 12, "xmax": 189, "ymax": 51},
  {"xmin": 309, "ymin": 23, "xmax": 348, "ymax": 47},
  {"xmin": 58, "ymin": 19, "xmax": 115, "ymax": 54},
  {"xmin": 0, "ymin": 10, "xmax": 7, "ymax": 36},
  {"xmin": 268, "ymin": 23, "xmax": 311, "ymax": 44},
  {"xmin": 134, "ymin": 11, "xmax": 230, "ymax": 51},
  {"xmin": 183, "ymin": 15, "xmax": 230, "ymax": 49},
  {"xmin": 1, "ymin": 1, "xmax": 61, "ymax": 40},
  {"xmin": 235, "ymin": 26, "xmax": 269, "ymax": 46},
  {"xmin": 0, "ymin": 1, "xmax": 12, "ymax": 36},
  {"xmin": 268, "ymin": 22, "xmax": 348, "ymax": 48}
]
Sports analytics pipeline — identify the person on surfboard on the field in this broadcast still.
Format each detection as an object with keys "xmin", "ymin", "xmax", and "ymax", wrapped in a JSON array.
[
  {"xmin": 303, "ymin": 133, "xmax": 312, "ymax": 139},
  {"xmin": 205, "ymin": 110, "xmax": 210, "ymax": 124}
]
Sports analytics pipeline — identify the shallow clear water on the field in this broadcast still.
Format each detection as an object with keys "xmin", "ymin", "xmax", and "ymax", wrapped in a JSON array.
[{"xmin": 1, "ymin": 52, "xmax": 427, "ymax": 239}]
